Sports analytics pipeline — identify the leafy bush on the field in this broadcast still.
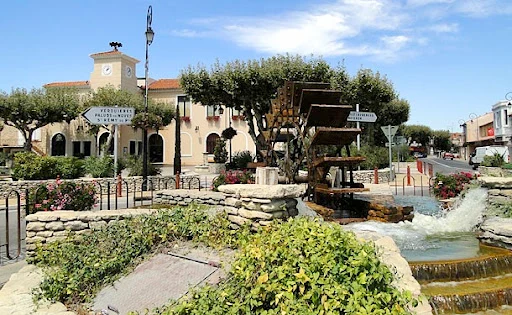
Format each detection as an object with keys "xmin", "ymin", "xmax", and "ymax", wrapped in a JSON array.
[
  {"xmin": 83, "ymin": 156, "xmax": 125, "ymax": 178},
  {"xmin": 11, "ymin": 152, "xmax": 85, "ymax": 180},
  {"xmin": 29, "ymin": 179, "xmax": 97, "ymax": 213},
  {"xmin": 432, "ymin": 172, "xmax": 474, "ymax": 199},
  {"xmin": 481, "ymin": 153, "xmax": 505, "ymax": 167},
  {"xmin": 213, "ymin": 138, "xmax": 228, "ymax": 163},
  {"xmin": 212, "ymin": 170, "xmax": 254, "ymax": 191},
  {"xmin": 30, "ymin": 206, "xmax": 250, "ymax": 305},
  {"xmin": 125, "ymin": 155, "xmax": 161, "ymax": 176},
  {"xmin": 229, "ymin": 150, "xmax": 254, "ymax": 170},
  {"xmin": 165, "ymin": 218, "xmax": 415, "ymax": 314},
  {"xmin": 357, "ymin": 145, "xmax": 389, "ymax": 170},
  {"xmin": 502, "ymin": 163, "xmax": 512, "ymax": 170}
]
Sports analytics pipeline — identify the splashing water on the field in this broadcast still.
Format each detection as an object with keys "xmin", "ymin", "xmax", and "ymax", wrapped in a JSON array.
[{"xmin": 346, "ymin": 188, "xmax": 488, "ymax": 261}]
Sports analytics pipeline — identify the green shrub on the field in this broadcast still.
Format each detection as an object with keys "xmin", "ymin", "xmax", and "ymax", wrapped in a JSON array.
[
  {"xmin": 481, "ymin": 153, "xmax": 505, "ymax": 167},
  {"xmin": 29, "ymin": 179, "xmax": 97, "ymax": 213},
  {"xmin": 11, "ymin": 152, "xmax": 85, "ymax": 180},
  {"xmin": 502, "ymin": 163, "xmax": 512, "ymax": 169},
  {"xmin": 357, "ymin": 145, "xmax": 389, "ymax": 170},
  {"xmin": 83, "ymin": 156, "xmax": 125, "ymax": 178},
  {"xmin": 30, "ymin": 206, "xmax": 250, "ymax": 305},
  {"xmin": 125, "ymin": 155, "xmax": 161, "ymax": 176},
  {"xmin": 165, "ymin": 218, "xmax": 415, "ymax": 315},
  {"xmin": 229, "ymin": 150, "xmax": 254, "ymax": 169},
  {"xmin": 213, "ymin": 138, "xmax": 228, "ymax": 163}
]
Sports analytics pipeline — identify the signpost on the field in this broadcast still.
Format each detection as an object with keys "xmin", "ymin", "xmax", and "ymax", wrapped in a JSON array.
[
  {"xmin": 381, "ymin": 125, "xmax": 398, "ymax": 180},
  {"xmin": 82, "ymin": 106, "xmax": 135, "ymax": 177},
  {"xmin": 347, "ymin": 111, "xmax": 378, "ymax": 123}
]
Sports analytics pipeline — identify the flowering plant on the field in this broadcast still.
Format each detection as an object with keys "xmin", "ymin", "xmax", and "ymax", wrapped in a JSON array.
[
  {"xmin": 29, "ymin": 179, "xmax": 98, "ymax": 213},
  {"xmin": 432, "ymin": 171, "xmax": 474, "ymax": 199},
  {"xmin": 207, "ymin": 115, "xmax": 220, "ymax": 121},
  {"xmin": 212, "ymin": 170, "xmax": 254, "ymax": 191},
  {"xmin": 181, "ymin": 116, "xmax": 191, "ymax": 122}
]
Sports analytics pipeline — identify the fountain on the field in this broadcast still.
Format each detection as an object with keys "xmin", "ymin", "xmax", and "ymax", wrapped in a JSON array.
[{"xmin": 346, "ymin": 188, "xmax": 512, "ymax": 314}]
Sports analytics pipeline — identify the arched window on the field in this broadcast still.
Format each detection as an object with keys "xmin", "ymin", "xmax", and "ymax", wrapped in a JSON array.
[
  {"xmin": 51, "ymin": 133, "xmax": 66, "ymax": 156},
  {"xmin": 206, "ymin": 133, "xmax": 220, "ymax": 154},
  {"xmin": 99, "ymin": 133, "xmax": 113, "ymax": 155},
  {"xmin": 149, "ymin": 134, "xmax": 164, "ymax": 163}
]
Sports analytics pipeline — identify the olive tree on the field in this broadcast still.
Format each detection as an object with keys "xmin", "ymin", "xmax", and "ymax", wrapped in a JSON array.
[{"xmin": 0, "ymin": 88, "xmax": 81, "ymax": 151}]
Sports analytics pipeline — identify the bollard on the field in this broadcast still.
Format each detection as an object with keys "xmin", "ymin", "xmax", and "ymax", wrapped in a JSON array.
[
  {"xmin": 117, "ymin": 174, "xmax": 122, "ymax": 197},
  {"xmin": 175, "ymin": 171, "xmax": 180, "ymax": 189},
  {"xmin": 428, "ymin": 164, "xmax": 433, "ymax": 177},
  {"xmin": 373, "ymin": 167, "xmax": 379, "ymax": 184},
  {"xmin": 407, "ymin": 166, "xmax": 411, "ymax": 186},
  {"xmin": 417, "ymin": 160, "xmax": 423, "ymax": 173}
]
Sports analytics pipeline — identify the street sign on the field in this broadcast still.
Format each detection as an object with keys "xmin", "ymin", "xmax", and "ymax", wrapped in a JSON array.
[
  {"xmin": 82, "ymin": 107, "xmax": 135, "ymax": 125},
  {"xmin": 347, "ymin": 111, "xmax": 377, "ymax": 123},
  {"xmin": 385, "ymin": 142, "xmax": 397, "ymax": 147},
  {"xmin": 381, "ymin": 125, "xmax": 398, "ymax": 141}
]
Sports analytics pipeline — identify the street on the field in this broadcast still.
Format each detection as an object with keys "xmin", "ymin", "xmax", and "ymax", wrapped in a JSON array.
[{"xmin": 418, "ymin": 156, "xmax": 474, "ymax": 176}]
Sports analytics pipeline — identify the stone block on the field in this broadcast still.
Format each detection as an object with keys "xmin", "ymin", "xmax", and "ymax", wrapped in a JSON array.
[
  {"xmin": 53, "ymin": 231, "xmax": 70, "ymax": 237},
  {"xmin": 402, "ymin": 206, "xmax": 413, "ymax": 215},
  {"xmin": 36, "ymin": 231, "xmax": 53, "ymax": 238},
  {"xmin": 228, "ymin": 215, "xmax": 250, "ymax": 226},
  {"xmin": 26, "ymin": 222, "xmax": 46, "ymax": 232},
  {"xmin": 286, "ymin": 198, "xmax": 298, "ymax": 208},
  {"xmin": 224, "ymin": 206, "xmax": 238, "ymax": 215},
  {"xmin": 64, "ymin": 220, "xmax": 88, "ymax": 231},
  {"xmin": 89, "ymin": 221, "xmax": 107, "ymax": 230},
  {"xmin": 259, "ymin": 220, "xmax": 273, "ymax": 226},
  {"xmin": 287, "ymin": 208, "xmax": 299, "ymax": 217},
  {"xmin": 241, "ymin": 201, "xmax": 261, "ymax": 211},
  {"xmin": 260, "ymin": 200, "xmax": 287, "ymax": 212},
  {"xmin": 26, "ymin": 236, "xmax": 45, "ymax": 244},
  {"xmin": 238, "ymin": 209, "xmax": 273, "ymax": 220},
  {"xmin": 45, "ymin": 221, "xmax": 65, "ymax": 231},
  {"xmin": 178, "ymin": 201, "xmax": 188, "ymax": 206},
  {"xmin": 270, "ymin": 211, "xmax": 287, "ymax": 219},
  {"xmin": 218, "ymin": 184, "xmax": 305, "ymax": 199},
  {"xmin": 224, "ymin": 197, "xmax": 242, "ymax": 207},
  {"xmin": 38, "ymin": 215, "xmax": 60, "ymax": 222},
  {"xmin": 26, "ymin": 231, "xmax": 37, "ymax": 238}
]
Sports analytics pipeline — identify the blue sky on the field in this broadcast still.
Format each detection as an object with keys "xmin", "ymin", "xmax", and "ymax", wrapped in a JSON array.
[{"xmin": 1, "ymin": 0, "xmax": 512, "ymax": 131}]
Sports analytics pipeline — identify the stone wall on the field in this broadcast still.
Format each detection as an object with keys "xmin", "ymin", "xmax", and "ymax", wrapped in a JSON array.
[
  {"xmin": 0, "ymin": 175, "xmax": 200, "ymax": 198},
  {"xmin": 154, "ymin": 190, "xmax": 225, "ymax": 206},
  {"xmin": 25, "ymin": 209, "xmax": 154, "ymax": 257},
  {"xmin": 217, "ymin": 184, "xmax": 304, "ymax": 230},
  {"xmin": 352, "ymin": 169, "xmax": 391, "ymax": 184},
  {"xmin": 477, "ymin": 177, "xmax": 512, "ymax": 249}
]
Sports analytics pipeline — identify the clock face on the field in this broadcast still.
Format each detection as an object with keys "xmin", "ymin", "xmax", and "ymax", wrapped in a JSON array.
[
  {"xmin": 102, "ymin": 64, "xmax": 112, "ymax": 76},
  {"xmin": 125, "ymin": 66, "xmax": 133, "ymax": 78}
]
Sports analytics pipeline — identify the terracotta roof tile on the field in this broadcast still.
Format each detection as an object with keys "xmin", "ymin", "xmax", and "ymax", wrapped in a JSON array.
[
  {"xmin": 148, "ymin": 79, "xmax": 181, "ymax": 90},
  {"xmin": 90, "ymin": 50, "xmax": 122, "ymax": 57},
  {"xmin": 44, "ymin": 81, "xmax": 90, "ymax": 88}
]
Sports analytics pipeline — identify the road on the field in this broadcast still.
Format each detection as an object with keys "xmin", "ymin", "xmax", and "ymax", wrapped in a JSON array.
[{"xmin": 418, "ymin": 156, "xmax": 474, "ymax": 176}]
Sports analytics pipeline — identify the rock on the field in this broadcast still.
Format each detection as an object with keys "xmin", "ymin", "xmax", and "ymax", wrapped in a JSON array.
[
  {"xmin": 45, "ymin": 221, "xmax": 65, "ymax": 231},
  {"xmin": 260, "ymin": 200, "xmax": 287, "ymax": 212},
  {"xmin": 64, "ymin": 220, "xmax": 89, "ymax": 231},
  {"xmin": 218, "ymin": 184, "xmax": 305, "ymax": 199},
  {"xmin": 224, "ymin": 206, "xmax": 238, "ymax": 215},
  {"xmin": 238, "ymin": 209, "xmax": 273, "ymax": 220},
  {"xmin": 241, "ymin": 201, "xmax": 261, "ymax": 211},
  {"xmin": 227, "ymin": 215, "xmax": 250, "ymax": 226},
  {"xmin": 224, "ymin": 197, "xmax": 242, "ymax": 207},
  {"xmin": 26, "ymin": 222, "xmax": 45, "ymax": 232}
]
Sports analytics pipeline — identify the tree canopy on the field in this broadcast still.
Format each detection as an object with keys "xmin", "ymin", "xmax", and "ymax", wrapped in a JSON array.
[
  {"xmin": 180, "ymin": 55, "xmax": 409, "ymax": 156},
  {"xmin": 0, "ymin": 88, "xmax": 81, "ymax": 151}
]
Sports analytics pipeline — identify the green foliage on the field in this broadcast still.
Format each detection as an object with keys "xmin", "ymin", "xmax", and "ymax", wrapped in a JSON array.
[
  {"xmin": 83, "ymin": 156, "xmax": 125, "ymax": 178},
  {"xmin": 164, "ymin": 218, "xmax": 415, "ymax": 315},
  {"xmin": 401, "ymin": 125, "xmax": 432, "ymax": 147},
  {"xmin": 432, "ymin": 172, "xmax": 474, "ymax": 199},
  {"xmin": 29, "ymin": 179, "xmax": 97, "ymax": 213},
  {"xmin": 229, "ymin": 150, "xmax": 254, "ymax": 170},
  {"xmin": 125, "ymin": 155, "xmax": 161, "ymax": 176},
  {"xmin": 30, "ymin": 206, "xmax": 250, "ymax": 305},
  {"xmin": 481, "ymin": 153, "xmax": 505, "ymax": 167},
  {"xmin": 213, "ymin": 138, "xmax": 228, "ymax": 163},
  {"xmin": 502, "ymin": 163, "xmax": 512, "ymax": 169},
  {"xmin": 432, "ymin": 130, "xmax": 451, "ymax": 152},
  {"xmin": 356, "ymin": 145, "xmax": 389, "ymax": 170},
  {"xmin": 221, "ymin": 127, "xmax": 237, "ymax": 140},
  {"xmin": 212, "ymin": 170, "xmax": 254, "ymax": 191},
  {"xmin": 11, "ymin": 152, "xmax": 85, "ymax": 180},
  {"xmin": 0, "ymin": 87, "xmax": 82, "ymax": 151}
]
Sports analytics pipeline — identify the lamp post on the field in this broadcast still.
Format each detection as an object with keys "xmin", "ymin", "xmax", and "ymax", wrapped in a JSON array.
[{"xmin": 143, "ymin": 5, "xmax": 154, "ymax": 190}]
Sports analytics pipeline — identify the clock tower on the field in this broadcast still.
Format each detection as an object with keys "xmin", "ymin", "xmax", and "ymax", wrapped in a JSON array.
[{"xmin": 89, "ymin": 44, "xmax": 139, "ymax": 92}]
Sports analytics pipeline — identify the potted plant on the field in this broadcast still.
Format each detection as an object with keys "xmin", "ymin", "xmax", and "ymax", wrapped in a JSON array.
[{"xmin": 209, "ymin": 138, "xmax": 228, "ymax": 173}]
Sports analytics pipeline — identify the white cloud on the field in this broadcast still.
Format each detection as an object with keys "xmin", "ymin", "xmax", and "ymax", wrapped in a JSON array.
[{"xmin": 171, "ymin": 0, "xmax": 512, "ymax": 61}]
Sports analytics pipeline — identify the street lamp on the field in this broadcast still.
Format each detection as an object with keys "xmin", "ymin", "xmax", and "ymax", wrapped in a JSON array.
[{"xmin": 143, "ymin": 5, "xmax": 154, "ymax": 190}]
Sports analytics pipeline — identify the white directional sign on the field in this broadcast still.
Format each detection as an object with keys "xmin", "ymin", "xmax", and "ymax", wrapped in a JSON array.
[
  {"xmin": 347, "ymin": 111, "xmax": 377, "ymax": 123},
  {"xmin": 381, "ymin": 125, "xmax": 399, "ymax": 141},
  {"xmin": 82, "ymin": 107, "xmax": 135, "ymax": 125}
]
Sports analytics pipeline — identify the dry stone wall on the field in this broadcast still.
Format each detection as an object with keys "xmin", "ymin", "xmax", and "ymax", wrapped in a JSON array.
[
  {"xmin": 25, "ymin": 209, "xmax": 154, "ymax": 257},
  {"xmin": 217, "ymin": 184, "xmax": 305, "ymax": 230},
  {"xmin": 154, "ymin": 190, "xmax": 225, "ymax": 206}
]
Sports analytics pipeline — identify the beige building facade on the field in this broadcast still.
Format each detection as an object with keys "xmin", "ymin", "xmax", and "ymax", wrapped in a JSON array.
[{"xmin": 0, "ymin": 48, "xmax": 256, "ymax": 168}]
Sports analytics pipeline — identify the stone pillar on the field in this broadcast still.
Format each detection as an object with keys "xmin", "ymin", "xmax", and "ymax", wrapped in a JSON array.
[{"xmin": 255, "ymin": 167, "xmax": 279, "ymax": 185}]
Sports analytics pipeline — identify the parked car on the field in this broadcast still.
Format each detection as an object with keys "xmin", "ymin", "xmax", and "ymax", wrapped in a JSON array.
[
  {"xmin": 413, "ymin": 152, "xmax": 427, "ymax": 158},
  {"xmin": 469, "ymin": 146, "xmax": 510, "ymax": 170},
  {"xmin": 442, "ymin": 152, "xmax": 454, "ymax": 160}
]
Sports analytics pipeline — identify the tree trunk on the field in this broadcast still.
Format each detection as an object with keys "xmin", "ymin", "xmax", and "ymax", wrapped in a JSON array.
[
  {"xmin": 243, "ymin": 104, "xmax": 268, "ymax": 161},
  {"xmin": 23, "ymin": 130, "xmax": 33, "ymax": 152}
]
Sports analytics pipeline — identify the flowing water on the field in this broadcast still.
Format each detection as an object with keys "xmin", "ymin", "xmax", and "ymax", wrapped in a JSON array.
[{"xmin": 346, "ymin": 188, "xmax": 512, "ymax": 314}]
